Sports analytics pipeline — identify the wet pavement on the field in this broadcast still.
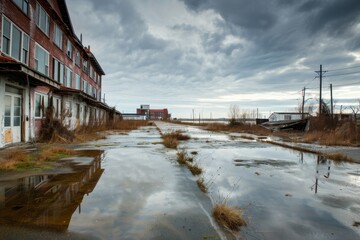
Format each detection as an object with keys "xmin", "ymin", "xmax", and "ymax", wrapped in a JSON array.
[{"xmin": 0, "ymin": 122, "xmax": 359, "ymax": 239}]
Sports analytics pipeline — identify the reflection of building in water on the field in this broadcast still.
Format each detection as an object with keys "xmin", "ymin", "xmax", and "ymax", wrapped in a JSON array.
[
  {"xmin": 312, "ymin": 155, "xmax": 331, "ymax": 194},
  {"xmin": 0, "ymin": 151, "xmax": 104, "ymax": 231}
]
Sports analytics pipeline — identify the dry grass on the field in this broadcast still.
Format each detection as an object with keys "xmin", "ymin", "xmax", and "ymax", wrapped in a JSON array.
[
  {"xmin": 353, "ymin": 221, "xmax": 360, "ymax": 227},
  {"xmin": 0, "ymin": 149, "xmax": 29, "ymax": 170},
  {"xmin": 0, "ymin": 146, "xmax": 76, "ymax": 171},
  {"xmin": 162, "ymin": 130, "xmax": 190, "ymax": 149},
  {"xmin": 206, "ymin": 122, "xmax": 271, "ymax": 136},
  {"xmin": 240, "ymin": 135, "xmax": 256, "ymax": 140},
  {"xmin": 187, "ymin": 163, "xmax": 203, "ymax": 176},
  {"xmin": 38, "ymin": 147, "xmax": 76, "ymax": 162},
  {"xmin": 213, "ymin": 202, "xmax": 247, "ymax": 232},
  {"xmin": 197, "ymin": 178, "xmax": 208, "ymax": 193},
  {"xmin": 74, "ymin": 120, "xmax": 150, "ymax": 143},
  {"xmin": 163, "ymin": 135, "xmax": 179, "ymax": 149},
  {"xmin": 177, "ymin": 150, "xmax": 189, "ymax": 165},
  {"xmin": 324, "ymin": 153, "xmax": 354, "ymax": 162},
  {"xmin": 265, "ymin": 140, "xmax": 355, "ymax": 163}
]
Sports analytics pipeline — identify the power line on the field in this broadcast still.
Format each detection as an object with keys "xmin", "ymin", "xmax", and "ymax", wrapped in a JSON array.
[
  {"xmin": 326, "ymin": 65, "xmax": 360, "ymax": 72},
  {"xmin": 332, "ymin": 81, "xmax": 360, "ymax": 87},
  {"xmin": 325, "ymin": 71, "xmax": 360, "ymax": 77}
]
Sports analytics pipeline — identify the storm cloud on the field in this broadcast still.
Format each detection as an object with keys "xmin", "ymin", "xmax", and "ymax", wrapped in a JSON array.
[{"xmin": 66, "ymin": 0, "xmax": 360, "ymax": 118}]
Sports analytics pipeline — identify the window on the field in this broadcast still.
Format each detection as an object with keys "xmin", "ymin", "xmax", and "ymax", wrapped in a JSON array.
[
  {"xmin": 11, "ymin": 26, "xmax": 21, "ymax": 61},
  {"xmin": 89, "ymin": 65, "xmax": 93, "ymax": 79},
  {"xmin": 2, "ymin": 18, "xmax": 11, "ymax": 54},
  {"xmin": 2, "ymin": 17, "xmax": 30, "ymax": 64},
  {"xmin": 66, "ymin": 39, "xmax": 72, "ymax": 59},
  {"xmin": 35, "ymin": 43, "xmax": 49, "ymax": 76},
  {"xmin": 82, "ymin": 79, "xmax": 88, "ymax": 93},
  {"xmin": 53, "ymin": 24, "xmax": 63, "ymax": 48},
  {"xmin": 53, "ymin": 58, "xmax": 64, "ymax": 83},
  {"xmin": 83, "ymin": 59, "xmax": 88, "ymax": 73},
  {"xmin": 4, "ymin": 95, "xmax": 11, "ymax": 127},
  {"xmin": 65, "ymin": 67, "xmax": 73, "ymax": 88},
  {"xmin": 13, "ymin": 0, "xmax": 28, "ymax": 15},
  {"xmin": 89, "ymin": 84, "xmax": 93, "ymax": 96},
  {"xmin": 36, "ymin": 2, "xmax": 49, "ymax": 36},
  {"xmin": 22, "ymin": 35, "xmax": 29, "ymax": 64},
  {"xmin": 74, "ymin": 73, "xmax": 81, "ymax": 90},
  {"xmin": 35, "ymin": 93, "xmax": 48, "ymax": 118},
  {"xmin": 53, "ymin": 97, "xmax": 61, "ymax": 118},
  {"xmin": 75, "ymin": 50, "xmax": 80, "ymax": 66},
  {"xmin": 284, "ymin": 115, "xmax": 291, "ymax": 121}
]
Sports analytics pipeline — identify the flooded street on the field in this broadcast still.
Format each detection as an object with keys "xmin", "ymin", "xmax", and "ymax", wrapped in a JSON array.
[{"xmin": 1, "ymin": 122, "xmax": 360, "ymax": 239}]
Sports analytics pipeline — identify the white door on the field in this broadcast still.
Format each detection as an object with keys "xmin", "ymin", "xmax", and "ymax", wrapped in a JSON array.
[{"xmin": 4, "ymin": 94, "xmax": 22, "ymax": 144}]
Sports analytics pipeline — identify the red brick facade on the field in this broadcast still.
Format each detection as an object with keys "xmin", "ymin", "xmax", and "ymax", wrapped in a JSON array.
[{"xmin": 0, "ymin": 0, "xmax": 103, "ymax": 100}]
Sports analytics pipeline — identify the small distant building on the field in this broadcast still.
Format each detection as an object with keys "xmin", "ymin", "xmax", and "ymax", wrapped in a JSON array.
[
  {"xmin": 122, "ymin": 113, "xmax": 147, "ymax": 120},
  {"xmin": 136, "ymin": 105, "xmax": 171, "ymax": 120},
  {"xmin": 268, "ymin": 112, "xmax": 310, "ymax": 122}
]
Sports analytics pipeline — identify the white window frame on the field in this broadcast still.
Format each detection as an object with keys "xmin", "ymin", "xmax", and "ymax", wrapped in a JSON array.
[
  {"xmin": 35, "ymin": 43, "xmax": 49, "ymax": 76},
  {"xmin": 74, "ymin": 73, "xmax": 81, "ymax": 90},
  {"xmin": 35, "ymin": 92, "xmax": 48, "ymax": 118},
  {"xmin": 82, "ymin": 79, "xmax": 88, "ymax": 93},
  {"xmin": 66, "ymin": 39, "xmax": 72, "ymax": 59},
  {"xmin": 89, "ymin": 64, "xmax": 93, "ymax": 79},
  {"xmin": 53, "ymin": 23, "xmax": 63, "ymax": 49},
  {"xmin": 83, "ymin": 59, "xmax": 88, "ymax": 73},
  {"xmin": 36, "ymin": 2, "xmax": 49, "ymax": 36},
  {"xmin": 65, "ymin": 67, "xmax": 73, "ymax": 88},
  {"xmin": 52, "ymin": 58, "xmax": 64, "ymax": 84},
  {"xmin": 75, "ymin": 49, "xmax": 81, "ymax": 66},
  {"xmin": 1, "ymin": 16, "xmax": 29, "ymax": 64}
]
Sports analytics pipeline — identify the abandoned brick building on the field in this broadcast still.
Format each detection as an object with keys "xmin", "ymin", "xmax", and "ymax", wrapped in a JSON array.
[{"xmin": 0, "ymin": 0, "xmax": 120, "ymax": 147}]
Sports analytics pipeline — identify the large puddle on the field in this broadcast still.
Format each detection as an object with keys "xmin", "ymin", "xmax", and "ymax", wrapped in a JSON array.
[{"xmin": 0, "ymin": 122, "xmax": 359, "ymax": 240}]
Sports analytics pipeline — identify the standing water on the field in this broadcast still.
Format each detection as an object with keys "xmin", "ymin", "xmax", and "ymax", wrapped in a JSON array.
[{"xmin": 0, "ymin": 122, "xmax": 359, "ymax": 240}]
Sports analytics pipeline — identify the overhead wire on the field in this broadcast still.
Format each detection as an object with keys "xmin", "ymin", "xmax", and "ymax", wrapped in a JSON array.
[
  {"xmin": 324, "ymin": 71, "xmax": 360, "ymax": 77},
  {"xmin": 326, "ymin": 65, "xmax": 360, "ymax": 72}
]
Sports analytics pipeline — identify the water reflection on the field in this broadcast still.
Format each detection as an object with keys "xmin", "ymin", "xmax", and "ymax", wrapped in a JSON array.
[
  {"xmin": 312, "ymin": 155, "xmax": 331, "ymax": 194},
  {"xmin": 0, "ymin": 150, "xmax": 104, "ymax": 231}
]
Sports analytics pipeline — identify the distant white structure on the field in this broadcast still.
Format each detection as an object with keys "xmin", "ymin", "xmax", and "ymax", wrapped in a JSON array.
[
  {"xmin": 268, "ymin": 112, "xmax": 310, "ymax": 122},
  {"xmin": 122, "ymin": 114, "xmax": 147, "ymax": 120}
]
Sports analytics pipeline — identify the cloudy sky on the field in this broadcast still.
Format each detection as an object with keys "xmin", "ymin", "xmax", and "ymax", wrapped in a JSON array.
[{"xmin": 66, "ymin": 0, "xmax": 360, "ymax": 118}]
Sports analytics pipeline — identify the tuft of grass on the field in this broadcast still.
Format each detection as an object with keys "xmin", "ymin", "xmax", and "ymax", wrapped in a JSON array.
[
  {"xmin": 187, "ymin": 163, "xmax": 203, "ymax": 176},
  {"xmin": 353, "ymin": 221, "xmax": 360, "ymax": 227},
  {"xmin": 191, "ymin": 151, "xmax": 198, "ymax": 155},
  {"xmin": 197, "ymin": 178, "xmax": 208, "ymax": 193},
  {"xmin": 213, "ymin": 202, "xmax": 247, "ymax": 232},
  {"xmin": 163, "ymin": 135, "xmax": 179, "ymax": 149},
  {"xmin": 177, "ymin": 150, "xmax": 188, "ymax": 165},
  {"xmin": 162, "ymin": 130, "xmax": 190, "ymax": 149}
]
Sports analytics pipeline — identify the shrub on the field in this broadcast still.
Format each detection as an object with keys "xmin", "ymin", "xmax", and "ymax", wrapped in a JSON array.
[{"xmin": 213, "ymin": 202, "xmax": 247, "ymax": 232}]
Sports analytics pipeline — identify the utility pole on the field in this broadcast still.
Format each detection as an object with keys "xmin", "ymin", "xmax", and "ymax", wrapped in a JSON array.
[
  {"xmin": 192, "ymin": 109, "xmax": 194, "ymax": 122},
  {"xmin": 302, "ymin": 87, "xmax": 306, "ymax": 119},
  {"xmin": 330, "ymin": 83, "xmax": 333, "ymax": 120},
  {"xmin": 315, "ymin": 65, "xmax": 326, "ymax": 116},
  {"xmin": 319, "ymin": 65, "xmax": 322, "ymax": 116}
]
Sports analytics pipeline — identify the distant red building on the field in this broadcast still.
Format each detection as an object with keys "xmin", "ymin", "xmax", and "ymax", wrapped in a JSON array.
[{"xmin": 136, "ymin": 105, "xmax": 170, "ymax": 120}]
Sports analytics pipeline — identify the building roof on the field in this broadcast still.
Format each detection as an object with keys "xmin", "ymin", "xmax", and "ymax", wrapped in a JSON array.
[{"xmin": 271, "ymin": 112, "xmax": 309, "ymax": 115}]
